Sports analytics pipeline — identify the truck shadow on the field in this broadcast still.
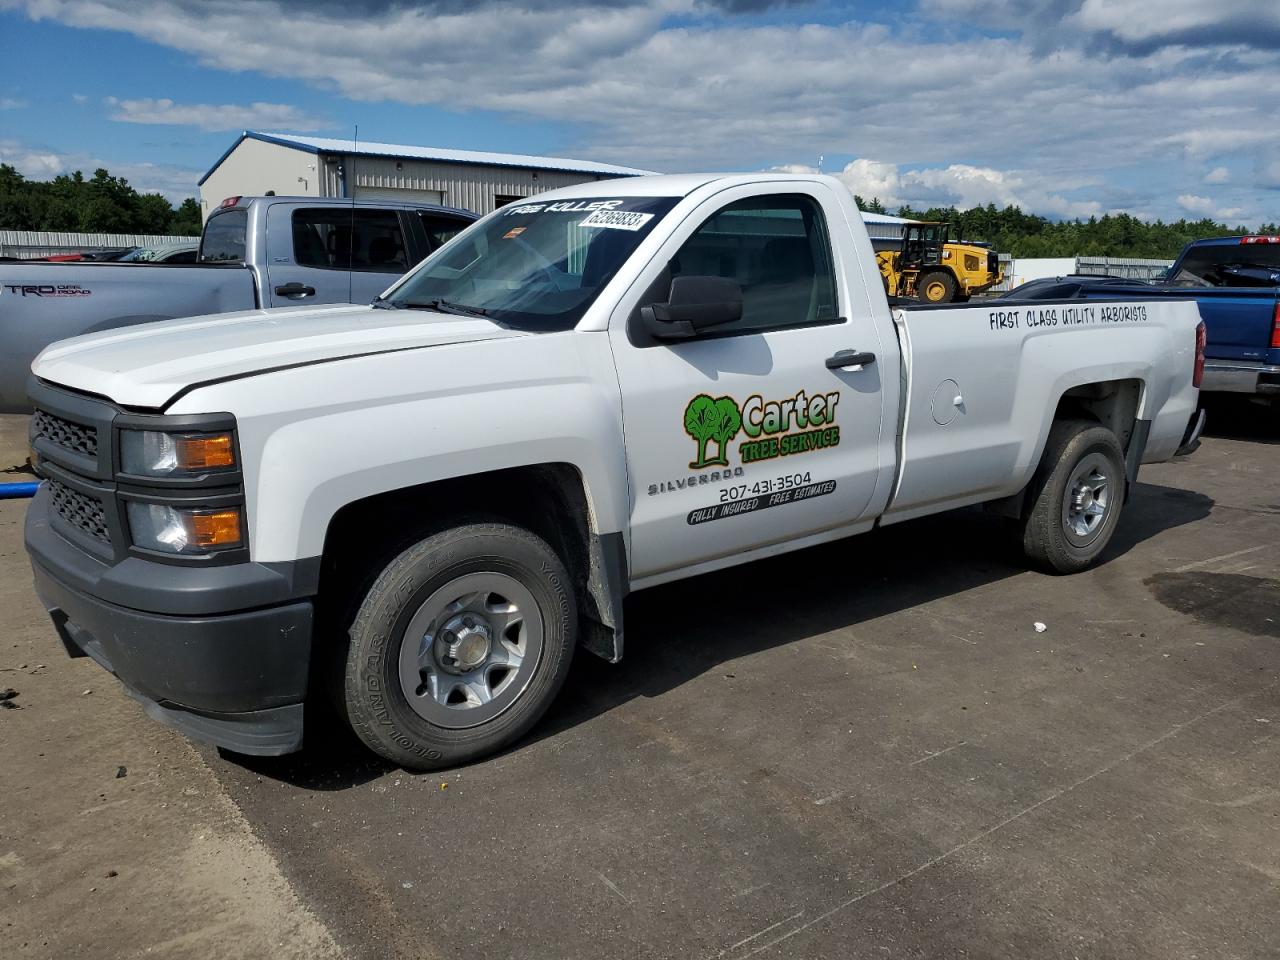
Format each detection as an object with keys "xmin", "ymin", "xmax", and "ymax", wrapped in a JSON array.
[
  {"xmin": 223, "ymin": 479, "xmax": 1212, "ymax": 789},
  {"xmin": 1200, "ymin": 395, "xmax": 1280, "ymax": 445}
]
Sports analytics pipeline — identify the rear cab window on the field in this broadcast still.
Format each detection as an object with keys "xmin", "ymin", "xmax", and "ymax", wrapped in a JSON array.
[
  {"xmin": 1172, "ymin": 242, "xmax": 1280, "ymax": 288},
  {"xmin": 199, "ymin": 210, "xmax": 248, "ymax": 263}
]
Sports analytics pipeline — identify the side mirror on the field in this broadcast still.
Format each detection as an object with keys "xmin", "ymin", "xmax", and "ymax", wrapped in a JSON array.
[{"xmin": 641, "ymin": 275, "xmax": 743, "ymax": 340}]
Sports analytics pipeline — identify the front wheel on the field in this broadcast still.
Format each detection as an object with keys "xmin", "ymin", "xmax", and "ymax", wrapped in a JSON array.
[
  {"xmin": 343, "ymin": 522, "xmax": 576, "ymax": 769},
  {"xmin": 1019, "ymin": 420, "xmax": 1126, "ymax": 573},
  {"xmin": 917, "ymin": 270, "xmax": 956, "ymax": 303}
]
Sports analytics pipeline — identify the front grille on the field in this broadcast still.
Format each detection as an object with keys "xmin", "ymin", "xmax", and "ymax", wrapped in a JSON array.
[
  {"xmin": 32, "ymin": 409, "xmax": 99, "ymax": 458},
  {"xmin": 48, "ymin": 478, "xmax": 110, "ymax": 543}
]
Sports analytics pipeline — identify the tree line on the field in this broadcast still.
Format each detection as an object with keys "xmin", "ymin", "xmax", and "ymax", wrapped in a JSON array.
[
  {"xmin": 0, "ymin": 164, "xmax": 201, "ymax": 236},
  {"xmin": 855, "ymin": 195, "xmax": 1278, "ymax": 259}
]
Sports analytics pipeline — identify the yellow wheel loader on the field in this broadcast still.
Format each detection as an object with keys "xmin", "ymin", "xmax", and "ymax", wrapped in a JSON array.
[{"xmin": 876, "ymin": 222, "xmax": 1003, "ymax": 304}]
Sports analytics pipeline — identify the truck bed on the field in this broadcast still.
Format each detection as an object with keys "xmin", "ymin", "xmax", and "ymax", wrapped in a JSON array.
[
  {"xmin": 885, "ymin": 296, "xmax": 1202, "ymax": 524},
  {"xmin": 0, "ymin": 260, "xmax": 257, "ymax": 412}
]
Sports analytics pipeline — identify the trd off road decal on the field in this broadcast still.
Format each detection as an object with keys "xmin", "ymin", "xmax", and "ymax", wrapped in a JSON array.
[
  {"xmin": 2, "ymin": 284, "xmax": 91, "ymax": 297},
  {"xmin": 682, "ymin": 389, "xmax": 841, "ymax": 469}
]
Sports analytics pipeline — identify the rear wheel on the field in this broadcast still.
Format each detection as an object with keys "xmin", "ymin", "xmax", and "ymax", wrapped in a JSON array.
[
  {"xmin": 917, "ymin": 271, "xmax": 956, "ymax": 303},
  {"xmin": 1019, "ymin": 420, "xmax": 1126, "ymax": 573},
  {"xmin": 343, "ymin": 522, "xmax": 576, "ymax": 769}
]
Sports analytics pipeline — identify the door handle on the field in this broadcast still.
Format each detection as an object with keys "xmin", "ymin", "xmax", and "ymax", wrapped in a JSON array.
[
  {"xmin": 825, "ymin": 350, "xmax": 876, "ymax": 370},
  {"xmin": 275, "ymin": 282, "xmax": 316, "ymax": 298}
]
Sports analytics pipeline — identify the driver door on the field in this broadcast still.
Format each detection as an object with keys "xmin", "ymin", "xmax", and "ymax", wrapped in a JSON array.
[{"xmin": 608, "ymin": 182, "xmax": 891, "ymax": 584}]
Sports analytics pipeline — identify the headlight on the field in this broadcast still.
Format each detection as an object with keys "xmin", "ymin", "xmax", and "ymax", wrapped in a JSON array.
[
  {"xmin": 127, "ymin": 503, "xmax": 243, "ymax": 554},
  {"xmin": 120, "ymin": 430, "xmax": 236, "ymax": 477}
]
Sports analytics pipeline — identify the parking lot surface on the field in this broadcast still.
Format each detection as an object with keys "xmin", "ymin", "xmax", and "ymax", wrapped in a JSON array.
[{"xmin": 3, "ymin": 400, "xmax": 1279, "ymax": 959}]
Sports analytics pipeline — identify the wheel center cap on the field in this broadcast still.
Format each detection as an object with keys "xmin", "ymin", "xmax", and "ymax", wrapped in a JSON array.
[{"xmin": 437, "ymin": 615, "xmax": 492, "ymax": 672}]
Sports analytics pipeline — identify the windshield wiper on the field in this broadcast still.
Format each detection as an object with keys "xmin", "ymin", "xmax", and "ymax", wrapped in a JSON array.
[
  {"xmin": 370, "ymin": 296, "xmax": 404, "ymax": 310},
  {"xmin": 399, "ymin": 298, "xmax": 490, "ymax": 318}
]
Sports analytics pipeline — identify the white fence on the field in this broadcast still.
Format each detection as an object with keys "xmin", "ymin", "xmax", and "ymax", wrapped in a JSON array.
[{"xmin": 0, "ymin": 230, "xmax": 194, "ymax": 259}]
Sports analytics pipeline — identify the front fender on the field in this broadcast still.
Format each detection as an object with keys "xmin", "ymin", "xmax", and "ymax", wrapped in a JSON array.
[{"xmin": 169, "ymin": 332, "xmax": 628, "ymax": 564}]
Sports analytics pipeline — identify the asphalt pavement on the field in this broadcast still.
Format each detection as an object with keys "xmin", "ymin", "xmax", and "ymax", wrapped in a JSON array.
[{"xmin": 3, "ymin": 398, "xmax": 1279, "ymax": 959}]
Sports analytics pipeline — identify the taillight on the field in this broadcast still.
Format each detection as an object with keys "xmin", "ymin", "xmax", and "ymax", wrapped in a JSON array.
[
  {"xmin": 1241, "ymin": 236, "xmax": 1280, "ymax": 244},
  {"xmin": 1272, "ymin": 302, "xmax": 1280, "ymax": 350},
  {"xmin": 1193, "ymin": 320, "xmax": 1207, "ymax": 388},
  {"xmin": 220, "ymin": 196, "xmax": 241, "ymax": 209}
]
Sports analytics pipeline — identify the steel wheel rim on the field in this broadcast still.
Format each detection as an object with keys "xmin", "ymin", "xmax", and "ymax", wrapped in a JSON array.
[
  {"xmin": 1061, "ymin": 452, "xmax": 1112, "ymax": 546},
  {"xmin": 924, "ymin": 281, "xmax": 945, "ymax": 300},
  {"xmin": 397, "ymin": 571, "xmax": 544, "ymax": 729}
]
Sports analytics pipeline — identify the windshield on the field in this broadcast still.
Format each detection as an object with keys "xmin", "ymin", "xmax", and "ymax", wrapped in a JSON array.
[
  {"xmin": 386, "ymin": 196, "xmax": 680, "ymax": 331},
  {"xmin": 1170, "ymin": 243, "xmax": 1280, "ymax": 288}
]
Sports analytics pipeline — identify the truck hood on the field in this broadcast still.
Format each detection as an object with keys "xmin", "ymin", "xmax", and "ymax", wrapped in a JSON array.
[{"xmin": 31, "ymin": 303, "xmax": 527, "ymax": 409}]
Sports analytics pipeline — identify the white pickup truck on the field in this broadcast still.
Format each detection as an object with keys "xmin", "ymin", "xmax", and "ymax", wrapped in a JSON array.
[{"xmin": 24, "ymin": 173, "xmax": 1206, "ymax": 769}]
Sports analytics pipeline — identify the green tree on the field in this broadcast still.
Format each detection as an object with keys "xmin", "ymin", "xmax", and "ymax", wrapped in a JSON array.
[
  {"xmin": 0, "ymin": 163, "xmax": 201, "ymax": 235},
  {"xmin": 684, "ymin": 394, "xmax": 720, "ymax": 469},
  {"xmin": 709, "ymin": 396, "xmax": 742, "ymax": 466}
]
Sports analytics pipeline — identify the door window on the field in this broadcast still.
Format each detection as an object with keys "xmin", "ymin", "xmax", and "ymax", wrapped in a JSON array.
[
  {"xmin": 291, "ymin": 209, "xmax": 409, "ymax": 273},
  {"xmin": 666, "ymin": 194, "xmax": 839, "ymax": 335}
]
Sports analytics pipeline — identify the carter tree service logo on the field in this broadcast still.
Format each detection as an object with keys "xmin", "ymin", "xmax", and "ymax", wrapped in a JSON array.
[
  {"xmin": 683, "ymin": 395, "xmax": 742, "ymax": 469},
  {"xmin": 682, "ymin": 388, "xmax": 842, "ymax": 469}
]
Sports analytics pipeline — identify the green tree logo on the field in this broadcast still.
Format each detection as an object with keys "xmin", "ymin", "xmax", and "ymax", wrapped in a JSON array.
[{"xmin": 684, "ymin": 394, "xmax": 742, "ymax": 469}]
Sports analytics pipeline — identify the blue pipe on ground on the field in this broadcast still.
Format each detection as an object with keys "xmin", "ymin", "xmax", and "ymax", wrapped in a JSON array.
[{"xmin": 0, "ymin": 481, "xmax": 40, "ymax": 499}]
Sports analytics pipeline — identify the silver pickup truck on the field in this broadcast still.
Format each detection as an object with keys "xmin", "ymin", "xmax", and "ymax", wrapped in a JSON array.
[{"xmin": 0, "ymin": 195, "xmax": 476, "ymax": 412}]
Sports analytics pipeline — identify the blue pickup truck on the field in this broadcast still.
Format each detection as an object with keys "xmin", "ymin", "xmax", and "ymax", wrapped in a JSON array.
[{"xmin": 1010, "ymin": 236, "xmax": 1280, "ymax": 401}]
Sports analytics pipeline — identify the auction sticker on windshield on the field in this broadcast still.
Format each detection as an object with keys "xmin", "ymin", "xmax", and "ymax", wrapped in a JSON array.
[{"xmin": 579, "ymin": 209, "xmax": 655, "ymax": 231}]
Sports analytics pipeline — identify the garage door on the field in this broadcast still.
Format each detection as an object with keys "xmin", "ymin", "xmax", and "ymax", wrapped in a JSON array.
[{"xmin": 353, "ymin": 186, "xmax": 445, "ymax": 205}]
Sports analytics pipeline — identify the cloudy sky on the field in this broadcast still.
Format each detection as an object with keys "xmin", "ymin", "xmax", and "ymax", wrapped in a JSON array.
[{"xmin": 2, "ymin": 0, "xmax": 1278, "ymax": 223}]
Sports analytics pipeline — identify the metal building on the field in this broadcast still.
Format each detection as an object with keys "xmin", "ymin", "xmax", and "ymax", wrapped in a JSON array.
[{"xmin": 197, "ymin": 131, "xmax": 653, "ymax": 221}]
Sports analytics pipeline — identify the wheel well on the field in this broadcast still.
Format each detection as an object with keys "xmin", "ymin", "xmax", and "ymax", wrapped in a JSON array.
[
  {"xmin": 987, "ymin": 378, "xmax": 1144, "ymax": 520},
  {"xmin": 316, "ymin": 464, "xmax": 622, "ymax": 662},
  {"xmin": 1052, "ymin": 378, "xmax": 1143, "ymax": 453}
]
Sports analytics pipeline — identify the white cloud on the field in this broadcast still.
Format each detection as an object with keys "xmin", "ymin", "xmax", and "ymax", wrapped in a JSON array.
[
  {"xmin": 0, "ymin": 139, "xmax": 66, "ymax": 177},
  {"xmin": 1070, "ymin": 0, "xmax": 1280, "ymax": 44},
  {"xmin": 0, "ymin": 98, "xmax": 27, "ymax": 109},
  {"xmin": 71, "ymin": 93, "xmax": 87, "ymax": 104},
  {"xmin": 1204, "ymin": 167, "xmax": 1231, "ymax": 184},
  {"xmin": 0, "ymin": 138, "xmax": 199, "ymax": 201},
  {"xmin": 5, "ymin": 0, "xmax": 1280, "ymax": 221},
  {"xmin": 813, "ymin": 158, "xmax": 1102, "ymax": 219},
  {"xmin": 1177, "ymin": 194, "xmax": 1243, "ymax": 221},
  {"xmin": 105, "ymin": 96, "xmax": 326, "ymax": 132}
]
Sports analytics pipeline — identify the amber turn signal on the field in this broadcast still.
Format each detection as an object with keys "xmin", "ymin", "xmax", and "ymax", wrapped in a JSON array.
[
  {"xmin": 178, "ymin": 433, "xmax": 235, "ymax": 470},
  {"xmin": 189, "ymin": 509, "xmax": 243, "ymax": 548}
]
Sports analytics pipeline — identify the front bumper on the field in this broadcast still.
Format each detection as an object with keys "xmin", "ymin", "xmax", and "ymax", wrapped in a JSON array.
[
  {"xmin": 1200, "ymin": 360, "xmax": 1280, "ymax": 396},
  {"xmin": 26, "ymin": 488, "xmax": 314, "ymax": 756}
]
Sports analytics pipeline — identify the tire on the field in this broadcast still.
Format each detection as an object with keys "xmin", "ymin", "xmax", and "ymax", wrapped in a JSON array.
[
  {"xmin": 343, "ymin": 522, "xmax": 576, "ymax": 769},
  {"xmin": 917, "ymin": 271, "xmax": 956, "ymax": 303},
  {"xmin": 1019, "ymin": 419, "xmax": 1126, "ymax": 574}
]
